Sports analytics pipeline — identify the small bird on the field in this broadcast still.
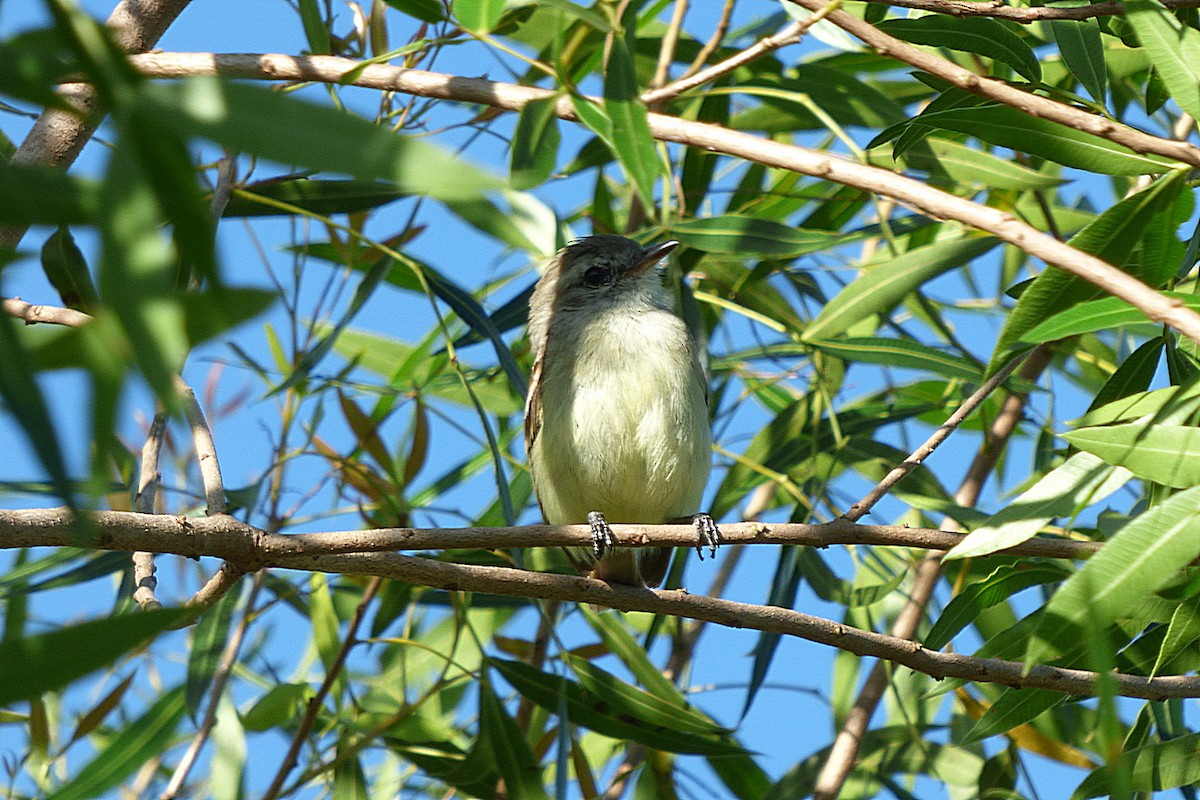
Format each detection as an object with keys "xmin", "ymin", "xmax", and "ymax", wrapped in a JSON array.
[{"xmin": 525, "ymin": 235, "xmax": 719, "ymax": 587}]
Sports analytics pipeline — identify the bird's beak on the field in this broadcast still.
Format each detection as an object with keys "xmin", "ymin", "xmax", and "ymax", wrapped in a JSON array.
[{"xmin": 623, "ymin": 240, "xmax": 679, "ymax": 279}]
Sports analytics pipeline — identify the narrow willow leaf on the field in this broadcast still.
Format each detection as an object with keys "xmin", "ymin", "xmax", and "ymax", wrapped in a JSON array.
[
  {"xmin": 1063, "ymin": 423, "xmax": 1200, "ymax": 487},
  {"xmin": 807, "ymin": 336, "xmax": 983, "ymax": 381},
  {"xmin": 916, "ymin": 138, "xmax": 1064, "ymax": 191},
  {"xmin": 603, "ymin": 35, "xmax": 660, "ymax": 210},
  {"xmin": 489, "ymin": 657, "xmax": 744, "ymax": 755},
  {"xmin": 1021, "ymin": 292, "xmax": 1200, "ymax": 343},
  {"xmin": 1027, "ymin": 485, "xmax": 1200, "ymax": 666},
  {"xmin": 945, "ymin": 452, "xmax": 1131, "ymax": 560},
  {"xmin": 878, "ymin": 17, "xmax": 1041, "ymax": 82},
  {"xmin": 1072, "ymin": 383, "xmax": 1200, "ymax": 428},
  {"xmin": 40, "ymin": 227, "xmax": 99, "ymax": 312},
  {"xmin": 478, "ymin": 679, "xmax": 549, "ymax": 800},
  {"xmin": 186, "ymin": 584, "xmax": 242, "ymax": 718},
  {"xmin": 563, "ymin": 655, "xmax": 728, "ymax": 736},
  {"xmin": 452, "ymin": 0, "xmax": 505, "ymax": 31},
  {"xmin": 1152, "ymin": 592, "xmax": 1200, "ymax": 675},
  {"xmin": 1086, "ymin": 337, "xmax": 1164, "ymax": 411},
  {"xmin": 144, "ymin": 80, "xmax": 502, "ymax": 203},
  {"xmin": 384, "ymin": 0, "xmax": 447, "ymax": 23},
  {"xmin": 668, "ymin": 215, "xmax": 841, "ymax": 258},
  {"xmin": 510, "ymin": 96, "xmax": 561, "ymax": 190},
  {"xmin": 964, "ymin": 687, "xmax": 1067, "ymax": 743},
  {"xmin": 804, "ymin": 236, "xmax": 999, "ymax": 341},
  {"xmin": 221, "ymin": 179, "xmax": 406, "ymax": 217},
  {"xmin": 0, "ymin": 164, "xmax": 102, "ymax": 225},
  {"xmin": 1049, "ymin": 16, "xmax": 1107, "ymax": 102},
  {"xmin": 1124, "ymin": 0, "xmax": 1200, "ymax": 122},
  {"xmin": 1072, "ymin": 732, "xmax": 1200, "ymax": 799},
  {"xmin": 925, "ymin": 563, "xmax": 1070, "ymax": 650},
  {"xmin": 914, "ymin": 104, "xmax": 1179, "ymax": 175},
  {"xmin": 990, "ymin": 172, "xmax": 1185, "ymax": 370},
  {"xmin": 45, "ymin": 689, "xmax": 187, "ymax": 800},
  {"xmin": 581, "ymin": 608, "xmax": 684, "ymax": 702}
]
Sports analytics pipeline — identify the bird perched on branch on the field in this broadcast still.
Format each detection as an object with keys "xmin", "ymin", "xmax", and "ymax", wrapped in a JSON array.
[{"xmin": 525, "ymin": 235, "xmax": 719, "ymax": 587}]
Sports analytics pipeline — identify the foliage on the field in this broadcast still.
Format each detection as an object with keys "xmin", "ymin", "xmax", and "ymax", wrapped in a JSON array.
[{"xmin": 2, "ymin": 0, "xmax": 1200, "ymax": 798}]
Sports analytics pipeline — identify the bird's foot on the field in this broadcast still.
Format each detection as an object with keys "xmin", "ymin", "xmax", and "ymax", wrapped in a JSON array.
[
  {"xmin": 587, "ymin": 511, "xmax": 616, "ymax": 559},
  {"xmin": 692, "ymin": 513, "xmax": 721, "ymax": 560}
]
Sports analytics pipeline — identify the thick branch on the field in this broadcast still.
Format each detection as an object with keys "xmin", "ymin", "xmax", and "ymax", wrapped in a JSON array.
[
  {"xmin": 865, "ymin": 0, "xmax": 1200, "ymax": 21},
  {"xmin": 0, "ymin": 508, "xmax": 1101, "ymax": 563},
  {"xmin": 123, "ymin": 53, "xmax": 1200, "ymax": 344}
]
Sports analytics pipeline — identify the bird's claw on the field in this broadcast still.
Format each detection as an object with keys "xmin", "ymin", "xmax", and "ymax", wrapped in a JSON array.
[
  {"xmin": 588, "ymin": 511, "xmax": 616, "ymax": 559},
  {"xmin": 692, "ymin": 513, "xmax": 721, "ymax": 560}
]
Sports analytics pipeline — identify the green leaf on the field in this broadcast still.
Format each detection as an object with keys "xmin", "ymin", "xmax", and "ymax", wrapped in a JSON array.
[
  {"xmin": 0, "ymin": 164, "xmax": 102, "ymax": 226},
  {"xmin": 143, "ymin": 79, "xmax": 502, "ymax": 203},
  {"xmin": 221, "ymin": 179, "xmax": 407, "ymax": 217},
  {"xmin": 603, "ymin": 33, "xmax": 661, "ymax": 211},
  {"xmin": 453, "ymin": 0, "xmax": 506, "ymax": 32},
  {"xmin": 1124, "ymin": 0, "xmax": 1200, "ymax": 122},
  {"xmin": 298, "ymin": 0, "xmax": 332, "ymax": 53},
  {"xmin": 1087, "ymin": 338, "xmax": 1164, "ymax": 411},
  {"xmin": 878, "ymin": 17, "xmax": 1041, "ymax": 82},
  {"xmin": 912, "ymin": 104, "xmax": 1180, "ymax": 175},
  {"xmin": 45, "ymin": 688, "xmax": 187, "ymax": 800},
  {"xmin": 1020, "ymin": 292, "xmax": 1200, "ymax": 343},
  {"xmin": 991, "ymin": 172, "xmax": 1185, "ymax": 369},
  {"xmin": 807, "ymin": 336, "xmax": 984, "ymax": 381},
  {"xmin": 804, "ymin": 236, "xmax": 999, "ymax": 341},
  {"xmin": 1049, "ymin": 16, "xmax": 1107, "ymax": 103},
  {"xmin": 1072, "ymin": 732, "xmax": 1200, "ymax": 799},
  {"xmin": 40, "ymin": 227, "xmax": 99, "ymax": 312},
  {"xmin": 580, "ymin": 608, "xmax": 685, "ymax": 702},
  {"xmin": 945, "ymin": 452, "xmax": 1131, "ymax": 559},
  {"xmin": 241, "ymin": 683, "xmax": 309, "ymax": 731},
  {"xmin": 510, "ymin": 96, "xmax": 562, "ymax": 190},
  {"xmin": 668, "ymin": 215, "xmax": 841, "ymax": 258},
  {"xmin": 0, "ymin": 314, "xmax": 78, "ymax": 509},
  {"xmin": 926, "ymin": 563, "xmax": 1070, "ymax": 650},
  {"xmin": 384, "ymin": 0, "xmax": 448, "ymax": 23},
  {"xmin": 1152, "ymin": 591, "xmax": 1200, "ymax": 675},
  {"xmin": 0, "ymin": 608, "xmax": 194, "ymax": 706},
  {"xmin": 964, "ymin": 687, "xmax": 1067, "ymax": 743},
  {"xmin": 186, "ymin": 584, "xmax": 242, "ymax": 718},
  {"xmin": 489, "ymin": 657, "xmax": 743, "ymax": 755},
  {"xmin": 911, "ymin": 138, "xmax": 1065, "ymax": 191},
  {"xmin": 563, "ymin": 655, "xmax": 728, "ymax": 737},
  {"xmin": 1027, "ymin": 485, "xmax": 1200, "ymax": 665},
  {"xmin": 478, "ymin": 678, "xmax": 549, "ymax": 800},
  {"xmin": 1062, "ymin": 422, "xmax": 1200, "ymax": 487}
]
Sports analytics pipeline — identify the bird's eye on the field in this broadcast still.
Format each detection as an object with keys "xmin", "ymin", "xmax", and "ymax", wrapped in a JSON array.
[{"xmin": 583, "ymin": 266, "xmax": 608, "ymax": 288}]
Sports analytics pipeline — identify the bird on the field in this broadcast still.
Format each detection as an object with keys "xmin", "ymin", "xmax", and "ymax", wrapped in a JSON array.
[{"xmin": 524, "ymin": 234, "xmax": 719, "ymax": 587}]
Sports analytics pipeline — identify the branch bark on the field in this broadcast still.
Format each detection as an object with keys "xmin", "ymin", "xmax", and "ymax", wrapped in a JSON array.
[{"xmin": 863, "ymin": 0, "xmax": 1200, "ymax": 21}]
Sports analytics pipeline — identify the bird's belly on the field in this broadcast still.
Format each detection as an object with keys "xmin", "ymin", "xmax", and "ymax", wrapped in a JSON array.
[{"xmin": 532, "ymin": 344, "xmax": 710, "ymax": 525}]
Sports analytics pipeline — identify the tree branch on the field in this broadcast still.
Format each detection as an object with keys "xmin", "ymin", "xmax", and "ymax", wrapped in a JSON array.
[
  {"xmin": 0, "ymin": 508, "xmax": 1102, "ymax": 563},
  {"xmin": 863, "ymin": 0, "xmax": 1200, "ymax": 21},
  {"xmin": 123, "ymin": 53, "xmax": 1200, "ymax": 344}
]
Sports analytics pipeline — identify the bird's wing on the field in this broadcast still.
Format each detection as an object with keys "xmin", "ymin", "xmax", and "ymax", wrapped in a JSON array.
[{"xmin": 524, "ymin": 354, "xmax": 543, "ymax": 457}]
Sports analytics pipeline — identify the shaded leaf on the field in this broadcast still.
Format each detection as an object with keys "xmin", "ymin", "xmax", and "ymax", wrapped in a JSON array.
[{"xmin": 878, "ymin": 17, "xmax": 1041, "ymax": 82}]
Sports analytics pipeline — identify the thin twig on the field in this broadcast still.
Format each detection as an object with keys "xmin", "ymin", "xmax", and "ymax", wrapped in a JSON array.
[
  {"xmin": 845, "ymin": 353, "xmax": 1026, "ymax": 522},
  {"xmin": 187, "ymin": 562, "xmax": 247, "ymax": 608},
  {"xmin": 132, "ymin": 412, "xmax": 168, "ymax": 610},
  {"xmin": 174, "ymin": 377, "xmax": 226, "ymax": 516},
  {"xmin": 642, "ymin": 19, "xmax": 807, "ymax": 106},
  {"xmin": 679, "ymin": 0, "xmax": 736, "ymax": 80},
  {"xmin": 863, "ymin": 0, "xmax": 1200, "ymax": 22},
  {"xmin": 161, "ymin": 573, "xmax": 260, "ymax": 799},
  {"xmin": 811, "ymin": 345, "xmax": 1053, "ymax": 800},
  {"xmin": 260, "ymin": 577, "xmax": 383, "ymax": 800},
  {"xmin": 2, "ymin": 297, "xmax": 92, "ymax": 328},
  {"xmin": 650, "ymin": 0, "xmax": 689, "ymax": 93}
]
